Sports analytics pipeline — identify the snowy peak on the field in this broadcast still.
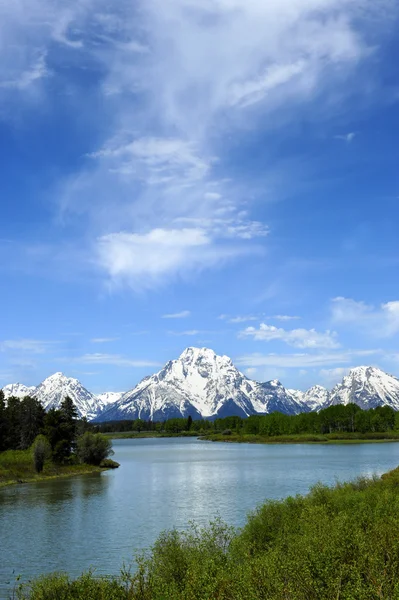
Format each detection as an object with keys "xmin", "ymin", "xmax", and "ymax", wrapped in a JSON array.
[
  {"xmin": 329, "ymin": 366, "xmax": 399, "ymax": 410},
  {"xmin": 33, "ymin": 372, "xmax": 101, "ymax": 419},
  {"xmin": 96, "ymin": 392, "xmax": 124, "ymax": 407},
  {"xmin": 2, "ymin": 383, "xmax": 36, "ymax": 399},
  {"xmin": 302, "ymin": 385, "xmax": 330, "ymax": 412},
  {"xmin": 97, "ymin": 347, "xmax": 304, "ymax": 422}
]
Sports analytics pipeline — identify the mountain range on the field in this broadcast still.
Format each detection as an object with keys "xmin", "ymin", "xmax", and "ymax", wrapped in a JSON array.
[{"xmin": 2, "ymin": 347, "xmax": 399, "ymax": 421}]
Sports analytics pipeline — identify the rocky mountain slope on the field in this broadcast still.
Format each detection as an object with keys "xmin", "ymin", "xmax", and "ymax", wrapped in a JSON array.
[
  {"xmin": 3, "ymin": 352, "xmax": 399, "ymax": 421},
  {"xmin": 32, "ymin": 373, "xmax": 103, "ymax": 420},
  {"xmin": 97, "ymin": 347, "xmax": 304, "ymax": 421},
  {"xmin": 2, "ymin": 383, "xmax": 36, "ymax": 399},
  {"xmin": 328, "ymin": 366, "xmax": 399, "ymax": 410}
]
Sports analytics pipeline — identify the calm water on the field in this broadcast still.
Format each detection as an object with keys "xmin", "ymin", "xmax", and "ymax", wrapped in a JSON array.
[{"xmin": 1, "ymin": 437, "xmax": 399, "ymax": 596}]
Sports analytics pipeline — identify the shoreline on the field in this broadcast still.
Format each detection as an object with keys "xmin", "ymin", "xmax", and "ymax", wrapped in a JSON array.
[
  {"xmin": 202, "ymin": 432, "xmax": 399, "ymax": 444},
  {"xmin": 0, "ymin": 463, "xmax": 115, "ymax": 489},
  {"xmin": 105, "ymin": 430, "xmax": 399, "ymax": 444}
]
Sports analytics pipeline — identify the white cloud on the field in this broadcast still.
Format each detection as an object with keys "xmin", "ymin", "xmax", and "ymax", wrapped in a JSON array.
[
  {"xmin": 235, "ymin": 349, "xmax": 380, "ymax": 369},
  {"xmin": 168, "ymin": 330, "xmax": 201, "ymax": 336},
  {"xmin": 0, "ymin": 339, "xmax": 58, "ymax": 354},
  {"xmin": 240, "ymin": 323, "xmax": 339, "ymax": 349},
  {"xmin": 273, "ymin": 315, "xmax": 301, "ymax": 322},
  {"xmin": 90, "ymin": 337, "xmax": 119, "ymax": 343},
  {"xmin": 0, "ymin": 53, "xmax": 48, "ymax": 90},
  {"xmin": 331, "ymin": 297, "xmax": 399, "ymax": 337},
  {"xmin": 77, "ymin": 353, "xmax": 160, "ymax": 368},
  {"xmin": 96, "ymin": 226, "xmax": 262, "ymax": 288},
  {"xmin": 162, "ymin": 310, "xmax": 191, "ymax": 319},
  {"xmin": 334, "ymin": 132, "xmax": 356, "ymax": 142},
  {"xmin": 0, "ymin": 0, "xmax": 394, "ymax": 290},
  {"xmin": 319, "ymin": 367, "xmax": 351, "ymax": 387},
  {"xmin": 229, "ymin": 315, "xmax": 259, "ymax": 323}
]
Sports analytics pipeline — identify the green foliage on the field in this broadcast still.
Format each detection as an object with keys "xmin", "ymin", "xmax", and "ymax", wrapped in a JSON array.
[
  {"xmin": 44, "ymin": 397, "xmax": 79, "ymax": 463},
  {"xmin": 76, "ymin": 432, "xmax": 114, "ymax": 465},
  {"xmin": 32, "ymin": 434, "xmax": 52, "ymax": 473},
  {"xmin": 17, "ymin": 468, "xmax": 399, "ymax": 599},
  {"xmin": 99, "ymin": 458, "xmax": 120, "ymax": 468}
]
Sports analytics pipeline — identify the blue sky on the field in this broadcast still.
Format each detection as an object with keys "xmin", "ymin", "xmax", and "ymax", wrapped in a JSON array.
[{"xmin": 1, "ymin": 0, "xmax": 399, "ymax": 394}]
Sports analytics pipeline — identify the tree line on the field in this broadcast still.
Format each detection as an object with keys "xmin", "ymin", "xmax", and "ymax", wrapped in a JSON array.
[
  {"xmin": 0, "ymin": 390, "xmax": 113, "ymax": 471},
  {"xmin": 94, "ymin": 404, "xmax": 398, "ymax": 436}
]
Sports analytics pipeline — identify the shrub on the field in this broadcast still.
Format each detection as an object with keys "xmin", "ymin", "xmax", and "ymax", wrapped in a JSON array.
[
  {"xmin": 31, "ymin": 435, "xmax": 51, "ymax": 473},
  {"xmin": 76, "ymin": 432, "xmax": 114, "ymax": 466},
  {"xmin": 222, "ymin": 429, "xmax": 232, "ymax": 436},
  {"xmin": 100, "ymin": 458, "xmax": 120, "ymax": 469}
]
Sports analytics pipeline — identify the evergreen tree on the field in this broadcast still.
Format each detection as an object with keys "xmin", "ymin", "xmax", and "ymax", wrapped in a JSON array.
[
  {"xmin": 0, "ymin": 389, "xmax": 6, "ymax": 451},
  {"xmin": 19, "ymin": 396, "xmax": 46, "ymax": 449}
]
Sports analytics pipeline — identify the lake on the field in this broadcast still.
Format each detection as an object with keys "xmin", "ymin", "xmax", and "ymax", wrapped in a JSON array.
[{"xmin": 1, "ymin": 437, "xmax": 399, "ymax": 597}]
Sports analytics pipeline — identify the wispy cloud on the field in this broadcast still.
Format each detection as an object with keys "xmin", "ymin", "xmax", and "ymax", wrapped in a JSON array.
[
  {"xmin": 240, "ymin": 323, "xmax": 339, "ymax": 349},
  {"xmin": 0, "ymin": 339, "xmax": 59, "ymax": 354},
  {"xmin": 220, "ymin": 314, "xmax": 300, "ymax": 323},
  {"xmin": 162, "ymin": 310, "xmax": 191, "ymax": 319},
  {"xmin": 90, "ymin": 337, "xmax": 119, "ymax": 343},
  {"xmin": 96, "ymin": 227, "xmax": 260, "ymax": 289},
  {"xmin": 168, "ymin": 330, "xmax": 201, "ymax": 336},
  {"xmin": 273, "ymin": 315, "xmax": 301, "ymax": 322},
  {"xmin": 77, "ymin": 353, "xmax": 160, "ymax": 368},
  {"xmin": 334, "ymin": 132, "xmax": 357, "ymax": 143},
  {"xmin": 42, "ymin": 0, "xmax": 387, "ymax": 289},
  {"xmin": 319, "ymin": 367, "xmax": 351, "ymax": 387},
  {"xmin": 331, "ymin": 297, "xmax": 399, "ymax": 337},
  {"xmin": 235, "ymin": 349, "xmax": 380, "ymax": 369}
]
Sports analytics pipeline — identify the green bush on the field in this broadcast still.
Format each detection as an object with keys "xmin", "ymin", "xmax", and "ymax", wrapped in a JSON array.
[
  {"xmin": 31, "ymin": 435, "xmax": 52, "ymax": 473},
  {"xmin": 76, "ymin": 432, "xmax": 114, "ymax": 466},
  {"xmin": 100, "ymin": 458, "xmax": 120, "ymax": 469},
  {"xmin": 17, "ymin": 467, "xmax": 399, "ymax": 599}
]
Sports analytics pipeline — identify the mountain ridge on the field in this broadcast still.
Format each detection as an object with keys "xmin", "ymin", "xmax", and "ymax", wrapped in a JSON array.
[{"xmin": 2, "ymin": 349, "xmax": 399, "ymax": 420}]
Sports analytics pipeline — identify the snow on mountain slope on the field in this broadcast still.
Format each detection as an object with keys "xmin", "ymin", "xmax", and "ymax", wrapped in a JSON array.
[
  {"xmin": 302, "ymin": 385, "xmax": 330, "ymax": 412},
  {"xmin": 4, "ymin": 359, "xmax": 399, "ymax": 422},
  {"xmin": 32, "ymin": 373, "xmax": 102, "ymax": 419},
  {"xmin": 96, "ymin": 392, "xmax": 124, "ymax": 408},
  {"xmin": 97, "ymin": 347, "xmax": 304, "ymax": 421},
  {"xmin": 2, "ymin": 383, "xmax": 36, "ymax": 399},
  {"xmin": 328, "ymin": 366, "xmax": 399, "ymax": 410}
]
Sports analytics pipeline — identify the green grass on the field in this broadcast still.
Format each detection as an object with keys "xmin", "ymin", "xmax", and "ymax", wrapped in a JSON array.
[
  {"xmin": 16, "ymin": 465, "xmax": 399, "ymax": 599},
  {"xmin": 0, "ymin": 449, "xmax": 110, "ymax": 487},
  {"xmin": 203, "ymin": 431, "xmax": 399, "ymax": 444}
]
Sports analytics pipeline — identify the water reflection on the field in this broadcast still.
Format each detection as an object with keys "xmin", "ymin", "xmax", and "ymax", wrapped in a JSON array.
[{"xmin": 1, "ymin": 438, "xmax": 399, "ymax": 598}]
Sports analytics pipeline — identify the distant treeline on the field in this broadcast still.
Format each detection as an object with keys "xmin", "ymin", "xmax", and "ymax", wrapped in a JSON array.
[{"xmin": 94, "ymin": 403, "xmax": 398, "ymax": 436}]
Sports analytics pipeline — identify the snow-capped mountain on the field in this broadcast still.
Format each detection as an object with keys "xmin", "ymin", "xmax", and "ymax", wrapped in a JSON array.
[
  {"xmin": 33, "ymin": 373, "xmax": 102, "ymax": 420},
  {"xmin": 97, "ymin": 347, "xmax": 304, "ymax": 422},
  {"xmin": 3, "ymin": 355, "xmax": 399, "ymax": 421},
  {"xmin": 328, "ymin": 366, "xmax": 399, "ymax": 410},
  {"xmin": 301, "ymin": 385, "xmax": 330, "ymax": 412},
  {"xmin": 2, "ymin": 383, "xmax": 36, "ymax": 399}
]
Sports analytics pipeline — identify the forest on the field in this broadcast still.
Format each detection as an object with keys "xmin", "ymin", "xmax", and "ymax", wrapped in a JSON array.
[
  {"xmin": 95, "ymin": 403, "xmax": 399, "ymax": 438},
  {"xmin": 0, "ymin": 390, "xmax": 115, "ymax": 480}
]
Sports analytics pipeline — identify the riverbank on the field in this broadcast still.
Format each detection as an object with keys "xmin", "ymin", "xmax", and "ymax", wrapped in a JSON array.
[
  {"xmin": 104, "ymin": 430, "xmax": 199, "ymax": 439},
  {"xmin": 15, "ymin": 464, "xmax": 399, "ymax": 599},
  {"xmin": 0, "ymin": 449, "xmax": 118, "ymax": 488},
  {"xmin": 203, "ymin": 431, "xmax": 399, "ymax": 444}
]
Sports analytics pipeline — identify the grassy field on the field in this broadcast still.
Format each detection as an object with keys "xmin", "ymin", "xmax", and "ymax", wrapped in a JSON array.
[
  {"xmin": 15, "ymin": 465, "xmax": 399, "ymax": 599},
  {"xmin": 203, "ymin": 431, "xmax": 399, "ymax": 444},
  {"xmin": 0, "ymin": 449, "xmax": 111, "ymax": 487}
]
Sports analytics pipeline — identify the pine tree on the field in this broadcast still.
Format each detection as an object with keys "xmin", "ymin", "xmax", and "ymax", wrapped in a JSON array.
[{"xmin": 0, "ymin": 389, "xmax": 6, "ymax": 451}]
